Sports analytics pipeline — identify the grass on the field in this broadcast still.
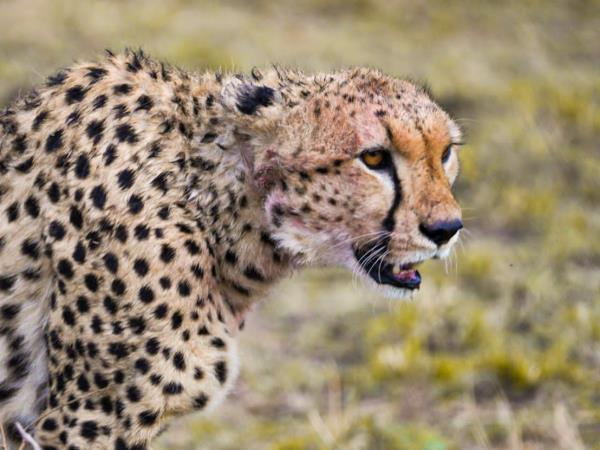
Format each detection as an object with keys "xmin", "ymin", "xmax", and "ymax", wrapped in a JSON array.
[{"xmin": 1, "ymin": 0, "xmax": 599, "ymax": 448}]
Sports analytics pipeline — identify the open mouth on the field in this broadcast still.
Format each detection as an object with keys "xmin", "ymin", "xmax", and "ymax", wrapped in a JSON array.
[
  {"xmin": 369, "ymin": 261, "xmax": 422, "ymax": 290},
  {"xmin": 354, "ymin": 244, "xmax": 422, "ymax": 290}
]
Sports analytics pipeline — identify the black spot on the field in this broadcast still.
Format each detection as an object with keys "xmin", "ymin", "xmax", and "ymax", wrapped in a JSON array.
[
  {"xmin": 24, "ymin": 195, "xmax": 40, "ymax": 218},
  {"xmin": 113, "ymin": 104, "xmax": 129, "ymax": 120},
  {"xmin": 194, "ymin": 367, "xmax": 204, "ymax": 380},
  {"xmin": 134, "ymin": 224, "xmax": 149, "ymax": 240},
  {"xmin": 173, "ymin": 352, "xmax": 186, "ymax": 371},
  {"xmin": 211, "ymin": 337, "xmax": 226, "ymax": 349},
  {"xmin": 126, "ymin": 385, "xmax": 142, "ymax": 402},
  {"xmin": 47, "ymin": 71, "xmax": 68, "ymax": 87},
  {"xmin": 237, "ymin": 85, "xmax": 275, "ymax": 115},
  {"xmin": 90, "ymin": 185, "xmax": 107, "ymax": 209},
  {"xmin": 91, "ymin": 315, "xmax": 103, "ymax": 334},
  {"xmin": 159, "ymin": 277, "xmax": 171, "ymax": 290},
  {"xmin": 201, "ymin": 132, "xmax": 217, "ymax": 143},
  {"xmin": 14, "ymin": 156, "xmax": 34, "ymax": 173},
  {"xmin": 66, "ymin": 110, "xmax": 81, "ymax": 126},
  {"xmin": 160, "ymin": 244, "xmax": 176, "ymax": 263},
  {"xmin": 103, "ymin": 253, "xmax": 119, "ymax": 274},
  {"xmin": 1, "ymin": 303, "xmax": 19, "ymax": 319},
  {"xmin": 74, "ymin": 154, "xmax": 90, "ymax": 179},
  {"xmin": 57, "ymin": 259, "xmax": 74, "ymax": 279},
  {"xmin": 47, "ymin": 182, "xmax": 61, "ymax": 203},
  {"xmin": 134, "ymin": 358, "xmax": 150, "ymax": 375},
  {"xmin": 133, "ymin": 258, "xmax": 149, "ymax": 277},
  {"xmin": 94, "ymin": 373, "xmax": 109, "ymax": 389},
  {"xmin": 184, "ymin": 240, "xmax": 201, "ymax": 255},
  {"xmin": 92, "ymin": 95, "xmax": 107, "ymax": 110},
  {"xmin": 177, "ymin": 280, "xmax": 191, "ymax": 297},
  {"xmin": 84, "ymin": 274, "xmax": 99, "ymax": 292},
  {"xmin": 6, "ymin": 202, "xmax": 19, "ymax": 222},
  {"xmin": 138, "ymin": 410, "xmax": 158, "ymax": 427},
  {"xmin": 21, "ymin": 238, "xmax": 40, "ymax": 259},
  {"xmin": 138, "ymin": 286, "xmax": 155, "ymax": 304},
  {"xmin": 157, "ymin": 205, "xmax": 170, "ymax": 220},
  {"xmin": 108, "ymin": 342, "xmax": 129, "ymax": 359},
  {"xmin": 62, "ymin": 306, "xmax": 76, "ymax": 326},
  {"xmin": 113, "ymin": 84, "xmax": 132, "ymax": 95},
  {"xmin": 45, "ymin": 129, "xmax": 64, "ymax": 152},
  {"xmin": 145, "ymin": 338, "xmax": 160, "ymax": 355},
  {"xmin": 154, "ymin": 303, "xmax": 168, "ymax": 319},
  {"xmin": 214, "ymin": 361, "xmax": 227, "ymax": 384},
  {"xmin": 100, "ymin": 396, "xmax": 113, "ymax": 415},
  {"xmin": 22, "ymin": 268, "xmax": 41, "ymax": 280},
  {"xmin": 151, "ymin": 172, "xmax": 169, "ymax": 193},
  {"xmin": 42, "ymin": 418, "xmax": 58, "ymax": 431},
  {"xmin": 128, "ymin": 317, "xmax": 145, "ymax": 334},
  {"xmin": 175, "ymin": 223, "xmax": 193, "ymax": 234},
  {"xmin": 49, "ymin": 220, "xmax": 66, "ymax": 240},
  {"xmin": 128, "ymin": 195, "xmax": 144, "ymax": 214},
  {"xmin": 73, "ymin": 297, "xmax": 90, "ymax": 318},
  {"xmin": 135, "ymin": 95, "xmax": 154, "ymax": 112},
  {"xmin": 66, "ymin": 86, "xmax": 87, "ymax": 104},
  {"xmin": 72, "ymin": 241, "xmax": 86, "ymax": 263},
  {"xmin": 86, "ymin": 120, "xmax": 105, "ymax": 144},
  {"xmin": 163, "ymin": 382, "xmax": 183, "ymax": 395},
  {"xmin": 171, "ymin": 311, "xmax": 183, "ymax": 330},
  {"xmin": 244, "ymin": 265, "xmax": 265, "ymax": 282},
  {"xmin": 190, "ymin": 263, "xmax": 204, "ymax": 279},
  {"xmin": 111, "ymin": 279, "xmax": 126, "ymax": 296},
  {"xmin": 69, "ymin": 206, "xmax": 84, "ymax": 229},
  {"xmin": 224, "ymin": 250, "xmax": 237, "ymax": 265},
  {"xmin": 103, "ymin": 144, "xmax": 117, "ymax": 166},
  {"xmin": 193, "ymin": 393, "xmax": 208, "ymax": 409},
  {"xmin": 103, "ymin": 295, "xmax": 118, "ymax": 314},
  {"xmin": 77, "ymin": 374, "xmax": 90, "ymax": 392},
  {"xmin": 115, "ymin": 123, "xmax": 138, "ymax": 144},
  {"xmin": 117, "ymin": 169, "xmax": 135, "ymax": 190},
  {"xmin": 32, "ymin": 110, "xmax": 49, "ymax": 130},
  {"xmin": 80, "ymin": 420, "xmax": 98, "ymax": 441},
  {"xmin": 127, "ymin": 53, "xmax": 143, "ymax": 72},
  {"xmin": 86, "ymin": 66, "xmax": 108, "ymax": 82},
  {"xmin": 114, "ymin": 224, "xmax": 128, "ymax": 242}
]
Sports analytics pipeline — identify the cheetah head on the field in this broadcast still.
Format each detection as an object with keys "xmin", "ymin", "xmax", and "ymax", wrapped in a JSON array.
[{"xmin": 223, "ymin": 69, "xmax": 463, "ymax": 299}]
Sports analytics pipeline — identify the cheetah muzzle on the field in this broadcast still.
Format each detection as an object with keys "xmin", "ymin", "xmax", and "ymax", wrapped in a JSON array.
[{"xmin": 0, "ymin": 50, "xmax": 463, "ymax": 449}]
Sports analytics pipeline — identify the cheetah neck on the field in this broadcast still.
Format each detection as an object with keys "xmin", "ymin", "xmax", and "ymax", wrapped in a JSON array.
[{"xmin": 185, "ymin": 135, "xmax": 293, "ymax": 320}]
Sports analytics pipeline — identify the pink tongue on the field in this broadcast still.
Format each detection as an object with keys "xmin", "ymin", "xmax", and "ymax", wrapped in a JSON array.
[{"xmin": 393, "ymin": 269, "xmax": 417, "ymax": 281}]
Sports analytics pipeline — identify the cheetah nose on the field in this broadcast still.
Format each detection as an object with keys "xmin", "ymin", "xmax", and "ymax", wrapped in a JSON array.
[{"xmin": 419, "ymin": 219, "xmax": 463, "ymax": 246}]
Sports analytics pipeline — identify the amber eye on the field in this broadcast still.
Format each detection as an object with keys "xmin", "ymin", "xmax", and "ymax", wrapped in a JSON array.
[
  {"xmin": 360, "ymin": 149, "xmax": 388, "ymax": 170},
  {"xmin": 441, "ymin": 145, "xmax": 452, "ymax": 164}
]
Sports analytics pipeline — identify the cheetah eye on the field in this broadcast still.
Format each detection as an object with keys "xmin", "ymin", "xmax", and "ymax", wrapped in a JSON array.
[
  {"xmin": 441, "ymin": 145, "xmax": 452, "ymax": 164},
  {"xmin": 360, "ymin": 149, "xmax": 390, "ymax": 170}
]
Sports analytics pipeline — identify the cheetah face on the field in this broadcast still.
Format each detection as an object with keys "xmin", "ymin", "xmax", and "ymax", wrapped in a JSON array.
[{"xmin": 232, "ymin": 74, "xmax": 463, "ymax": 299}]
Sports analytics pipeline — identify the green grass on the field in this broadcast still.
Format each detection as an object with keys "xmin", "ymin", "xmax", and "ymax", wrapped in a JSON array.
[{"xmin": 1, "ymin": 0, "xmax": 599, "ymax": 448}]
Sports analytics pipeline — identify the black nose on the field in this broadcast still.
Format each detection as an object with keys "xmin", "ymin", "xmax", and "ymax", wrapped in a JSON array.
[{"xmin": 419, "ymin": 219, "xmax": 463, "ymax": 246}]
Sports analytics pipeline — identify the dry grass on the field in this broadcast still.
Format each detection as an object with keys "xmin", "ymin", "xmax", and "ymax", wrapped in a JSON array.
[{"xmin": 1, "ymin": 0, "xmax": 599, "ymax": 449}]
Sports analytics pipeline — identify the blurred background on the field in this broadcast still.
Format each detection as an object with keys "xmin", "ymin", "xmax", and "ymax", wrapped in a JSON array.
[{"xmin": 1, "ymin": 0, "xmax": 599, "ymax": 448}]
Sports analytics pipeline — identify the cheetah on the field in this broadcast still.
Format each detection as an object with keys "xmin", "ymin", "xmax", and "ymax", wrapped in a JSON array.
[{"xmin": 0, "ymin": 50, "xmax": 463, "ymax": 449}]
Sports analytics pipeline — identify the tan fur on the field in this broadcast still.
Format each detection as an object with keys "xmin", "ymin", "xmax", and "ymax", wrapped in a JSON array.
[{"xmin": 0, "ymin": 51, "xmax": 461, "ymax": 448}]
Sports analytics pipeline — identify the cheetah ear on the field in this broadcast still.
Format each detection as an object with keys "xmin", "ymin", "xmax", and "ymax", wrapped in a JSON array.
[{"xmin": 220, "ymin": 78, "xmax": 283, "ymax": 120}]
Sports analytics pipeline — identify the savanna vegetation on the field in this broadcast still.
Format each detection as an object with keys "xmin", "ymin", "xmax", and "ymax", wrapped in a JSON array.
[{"xmin": 1, "ymin": 1, "xmax": 599, "ymax": 448}]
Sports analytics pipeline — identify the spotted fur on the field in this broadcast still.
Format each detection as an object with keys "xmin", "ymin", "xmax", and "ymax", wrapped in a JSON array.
[{"xmin": 0, "ymin": 50, "xmax": 462, "ymax": 449}]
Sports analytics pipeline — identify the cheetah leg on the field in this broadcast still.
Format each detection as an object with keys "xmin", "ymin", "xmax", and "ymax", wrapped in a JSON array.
[{"xmin": 34, "ymin": 212, "xmax": 240, "ymax": 449}]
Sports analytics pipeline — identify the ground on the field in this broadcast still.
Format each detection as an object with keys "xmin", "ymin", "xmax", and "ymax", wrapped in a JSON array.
[{"xmin": 0, "ymin": 0, "xmax": 599, "ymax": 449}]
